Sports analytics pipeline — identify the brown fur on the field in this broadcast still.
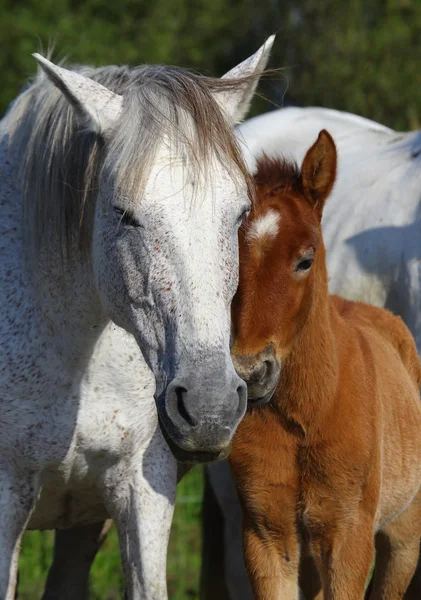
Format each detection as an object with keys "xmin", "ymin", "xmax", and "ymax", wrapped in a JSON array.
[{"xmin": 229, "ymin": 130, "xmax": 421, "ymax": 600}]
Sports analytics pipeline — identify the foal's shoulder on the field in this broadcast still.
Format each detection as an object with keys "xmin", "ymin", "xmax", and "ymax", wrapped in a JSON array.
[{"xmin": 331, "ymin": 295, "xmax": 421, "ymax": 388}]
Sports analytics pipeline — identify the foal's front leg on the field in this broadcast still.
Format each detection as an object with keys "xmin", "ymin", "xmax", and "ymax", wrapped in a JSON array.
[
  {"xmin": 242, "ymin": 492, "xmax": 301, "ymax": 600},
  {"xmin": 101, "ymin": 431, "xmax": 177, "ymax": 600},
  {"xmin": 311, "ymin": 516, "xmax": 375, "ymax": 600},
  {"xmin": 243, "ymin": 518, "xmax": 300, "ymax": 600},
  {"xmin": 369, "ymin": 498, "xmax": 421, "ymax": 600},
  {"xmin": 404, "ymin": 551, "xmax": 421, "ymax": 600}
]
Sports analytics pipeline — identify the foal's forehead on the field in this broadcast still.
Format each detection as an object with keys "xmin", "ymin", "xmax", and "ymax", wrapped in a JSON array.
[
  {"xmin": 246, "ymin": 208, "xmax": 281, "ymax": 242},
  {"xmin": 245, "ymin": 193, "xmax": 319, "ymax": 256}
]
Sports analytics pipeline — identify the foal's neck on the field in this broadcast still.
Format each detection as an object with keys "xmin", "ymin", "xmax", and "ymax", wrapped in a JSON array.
[{"xmin": 276, "ymin": 249, "xmax": 338, "ymax": 433}]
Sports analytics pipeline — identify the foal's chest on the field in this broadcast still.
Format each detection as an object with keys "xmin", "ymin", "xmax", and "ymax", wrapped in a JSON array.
[{"xmin": 296, "ymin": 441, "xmax": 365, "ymax": 537}]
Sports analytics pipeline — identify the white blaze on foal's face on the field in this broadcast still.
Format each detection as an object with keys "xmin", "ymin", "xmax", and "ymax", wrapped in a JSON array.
[{"xmin": 246, "ymin": 209, "xmax": 281, "ymax": 243}]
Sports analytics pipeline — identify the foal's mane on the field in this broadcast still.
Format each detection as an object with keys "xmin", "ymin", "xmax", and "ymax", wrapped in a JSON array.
[
  {"xmin": 13, "ymin": 62, "xmax": 257, "ymax": 259},
  {"xmin": 254, "ymin": 154, "xmax": 301, "ymax": 195}
]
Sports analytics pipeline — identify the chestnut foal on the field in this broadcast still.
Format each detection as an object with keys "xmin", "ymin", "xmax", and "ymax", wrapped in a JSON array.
[{"xmin": 229, "ymin": 130, "xmax": 421, "ymax": 600}]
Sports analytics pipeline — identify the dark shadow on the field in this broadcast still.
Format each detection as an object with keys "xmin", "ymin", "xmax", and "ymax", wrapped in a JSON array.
[
  {"xmin": 199, "ymin": 470, "xmax": 231, "ymax": 600},
  {"xmin": 344, "ymin": 218, "xmax": 421, "ymax": 333}
]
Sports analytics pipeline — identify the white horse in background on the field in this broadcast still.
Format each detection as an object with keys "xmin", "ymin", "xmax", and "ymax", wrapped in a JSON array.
[
  {"xmin": 205, "ymin": 106, "xmax": 421, "ymax": 600},
  {"xmin": 0, "ymin": 37, "xmax": 274, "ymax": 600}
]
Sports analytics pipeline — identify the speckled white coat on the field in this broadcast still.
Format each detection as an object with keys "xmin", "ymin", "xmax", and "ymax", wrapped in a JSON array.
[{"xmin": 0, "ymin": 97, "xmax": 176, "ymax": 600}]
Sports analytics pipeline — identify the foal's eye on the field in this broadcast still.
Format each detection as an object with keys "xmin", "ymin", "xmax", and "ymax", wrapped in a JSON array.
[
  {"xmin": 113, "ymin": 206, "xmax": 141, "ymax": 228},
  {"xmin": 296, "ymin": 258, "xmax": 313, "ymax": 272},
  {"xmin": 294, "ymin": 252, "xmax": 315, "ymax": 278}
]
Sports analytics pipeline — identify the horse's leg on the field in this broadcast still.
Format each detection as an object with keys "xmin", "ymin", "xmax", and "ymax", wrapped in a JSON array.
[
  {"xmin": 311, "ymin": 517, "xmax": 375, "ymax": 600},
  {"xmin": 369, "ymin": 535, "xmax": 419, "ymax": 600},
  {"xmin": 40, "ymin": 464, "xmax": 190, "ymax": 600},
  {"xmin": 102, "ymin": 432, "xmax": 177, "ymax": 600},
  {"xmin": 0, "ymin": 469, "xmax": 39, "ymax": 600},
  {"xmin": 199, "ymin": 467, "xmax": 231, "ymax": 600},
  {"xmin": 369, "ymin": 501, "xmax": 421, "ymax": 600},
  {"xmin": 41, "ymin": 520, "xmax": 112, "ymax": 600},
  {"xmin": 206, "ymin": 463, "xmax": 316, "ymax": 600},
  {"xmin": 206, "ymin": 462, "xmax": 253, "ymax": 600}
]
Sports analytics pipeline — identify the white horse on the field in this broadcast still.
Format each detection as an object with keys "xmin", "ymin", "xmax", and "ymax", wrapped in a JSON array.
[
  {"xmin": 0, "ymin": 37, "xmax": 274, "ymax": 600},
  {"xmin": 205, "ymin": 106, "xmax": 421, "ymax": 600}
]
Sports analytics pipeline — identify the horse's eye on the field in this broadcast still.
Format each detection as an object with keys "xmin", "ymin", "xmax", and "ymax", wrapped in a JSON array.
[
  {"xmin": 237, "ymin": 207, "xmax": 251, "ymax": 227},
  {"xmin": 113, "ymin": 206, "xmax": 141, "ymax": 228},
  {"xmin": 296, "ymin": 258, "xmax": 313, "ymax": 272}
]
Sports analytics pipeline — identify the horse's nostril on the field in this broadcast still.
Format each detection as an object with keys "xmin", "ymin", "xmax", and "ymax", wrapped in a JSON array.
[
  {"xmin": 175, "ymin": 386, "xmax": 195, "ymax": 426},
  {"xmin": 237, "ymin": 384, "xmax": 247, "ymax": 404}
]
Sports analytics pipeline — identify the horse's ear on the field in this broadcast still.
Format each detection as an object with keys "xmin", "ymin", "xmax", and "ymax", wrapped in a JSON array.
[
  {"xmin": 216, "ymin": 35, "xmax": 275, "ymax": 124},
  {"xmin": 301, "ymin": 130, "xmax": 337, "ymax": 219},
  {"xmin": 33, "ymin": 54, "xmax": 123, "ymax": 136}
]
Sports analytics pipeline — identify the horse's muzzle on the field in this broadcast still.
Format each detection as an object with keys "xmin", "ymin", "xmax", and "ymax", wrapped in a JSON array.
[{"xmin": 156, "ymin": 367, "xmax": 247, "ymax": 462}]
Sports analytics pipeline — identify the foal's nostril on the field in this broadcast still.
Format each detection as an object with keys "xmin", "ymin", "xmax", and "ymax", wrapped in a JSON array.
[
  {"xmin": 175, "ymin": 386, "xmax": 196, "ymax": 426},
  {"xmin": 263, "ymin": 359, "xmax": 274, "ymax": 381},
  {"xmin": 250, "ymin": 361, "xmax": 268, "ymax": 383},
  {"xmin": 260, "ymin": 361, "xmax": 268, "ymax": 382}
]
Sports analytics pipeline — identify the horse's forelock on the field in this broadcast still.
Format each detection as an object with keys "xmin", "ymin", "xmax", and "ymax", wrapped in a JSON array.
[
  {"xmin": 18, "ymin": 63, "xmax": 257, "ymax": 261},
  {"xmin": 104, "ymin": 66, "xmax": 254, "ymax": 206}
]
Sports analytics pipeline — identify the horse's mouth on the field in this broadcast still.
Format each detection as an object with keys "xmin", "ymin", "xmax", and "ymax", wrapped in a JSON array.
[{"xmin": 158, "ymin": 414, "xmax": 232, "ymax": 464}]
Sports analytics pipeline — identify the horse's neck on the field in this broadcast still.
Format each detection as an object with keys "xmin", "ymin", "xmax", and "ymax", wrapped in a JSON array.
[
  {"xmin": 277, "ymin": 263, "xmax": 338, "ymax": 433},
  {"xmin": 33, "ymin": 249, "xmax": 109, "ymax": 360},
  {"xmin": 2, "ymin": 108, "xmax": 108, "ymax": 367}
]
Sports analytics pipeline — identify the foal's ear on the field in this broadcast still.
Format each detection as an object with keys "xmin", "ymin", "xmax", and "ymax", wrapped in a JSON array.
[
  {"xmin": 301, "ymin": 130, "xmax": 337, "ymax": 218},
  {"xmin": 33, "ymin": 54, "xmax": 123, "ymax": 136}
]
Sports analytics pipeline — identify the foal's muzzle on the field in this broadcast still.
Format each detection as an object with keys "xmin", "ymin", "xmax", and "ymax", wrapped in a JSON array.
[{"xmin": 232, "ymin": 346, "xmax": 280, "ymax": 407}]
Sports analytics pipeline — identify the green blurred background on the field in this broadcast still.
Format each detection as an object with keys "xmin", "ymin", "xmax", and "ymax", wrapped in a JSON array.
[
  {"xmin": 3, "ymin": 0, "xmax": 420, "ymax": 597},
  {"xmin": 2, "ymin": 0, "xmax": 421, "ymax": 128}
]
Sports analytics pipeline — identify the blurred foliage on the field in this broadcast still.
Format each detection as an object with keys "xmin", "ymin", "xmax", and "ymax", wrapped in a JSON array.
[
  {"xmin": 2, "ymin": 0, "xmax": 421, "ymax": 129},
  {"xmin": 276, "ymin": 0, "xmax": 421, "ymax": 130},
  {"xmin": 0, "ymin": 0, "xmax": 271, "ymax": 115}
]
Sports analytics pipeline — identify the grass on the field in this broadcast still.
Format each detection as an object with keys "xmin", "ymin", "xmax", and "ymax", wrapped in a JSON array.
[{"xmin": 18, "ymin": 467, "xmax": 204, "ymax": 600}]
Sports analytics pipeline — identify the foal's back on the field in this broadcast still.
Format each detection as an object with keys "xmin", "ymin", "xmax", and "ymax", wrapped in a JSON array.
[{"xmin": 334, "ymin": 295, "xmax": 421, "ymax": 389}]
